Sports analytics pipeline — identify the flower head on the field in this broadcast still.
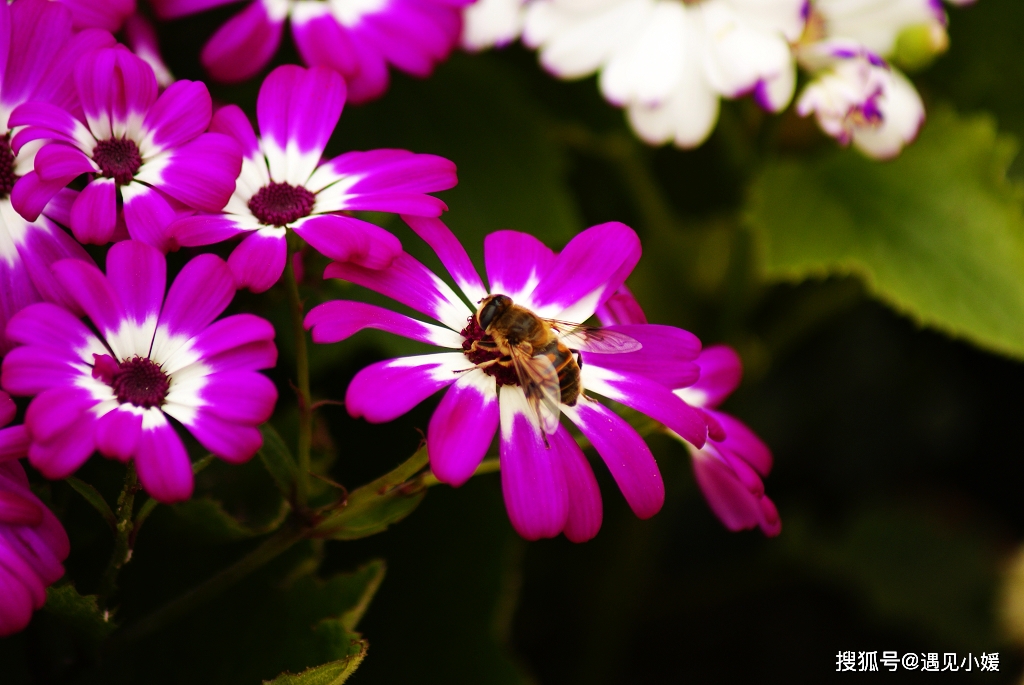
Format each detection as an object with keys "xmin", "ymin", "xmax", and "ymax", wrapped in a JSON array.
[
  {"xmin": 0, "ymin": 391, "xmax": 70, "ymax": 637},
  {"xmin": 10, "ymin": 45, "xmax": 242, "ymax": 251},
  {"xmin": 0, "ymin": 0, "xmax": 115, "ymax": 354},
  {"xmin": 306, "ymin": 216, "xmax": 708, "ymax": 541},
  {"xmin": 170, "ymin": 65, "xmax": 457, "ymax": 293},
  {"xmin": 1, "ymin": 241, "xmax": 278, "ymax": 503},
  {"xmin": 150, "ymin": 0, "xmax": 472, "ymax": 103},
  {"xmin": 598, "ymin": 290, "xmax": 779, "ymax": 536},
  {"xmin": 523, "ymin": 0, "xmax": 806, "ymax": 147},
  {"xmin": 796, "ymin": 42, "xmax": 924, "ymax": 159}
]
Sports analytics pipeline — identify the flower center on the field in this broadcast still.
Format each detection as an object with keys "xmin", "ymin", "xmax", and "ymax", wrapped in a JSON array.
[
  {"xmin": 93, "ymin": 354, "xmax": 170, "ymax": 409},
  {"xmin": 0, "ymin": 134, "xmax": 15, "ymax": 199},
  {"xmin": 93, "ymin": 138, "xmax": 142, "ymax": 185},
  {"xmin": 460, "ymin": 315, "xmax": 520, "ymax": 387},
  {"xmin": 248, "ymin": 182, "xmax": 316, "ymax": 227}
]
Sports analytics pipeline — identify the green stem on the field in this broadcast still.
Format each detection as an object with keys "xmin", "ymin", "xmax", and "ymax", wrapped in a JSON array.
[
  {"xmin": 106, "ymin": 523, "xmax": 307, "ymax": 652},
  {"xmin": 96, "ymin": 462, "xmax": 139, "ymax": 601},
  {"xmin": 421, "ymin": 458, "xmax": 500, "ymax": 487},
  {"xmin": 284, "ymin": 249, "xmax": 313, "ymax": 510}
]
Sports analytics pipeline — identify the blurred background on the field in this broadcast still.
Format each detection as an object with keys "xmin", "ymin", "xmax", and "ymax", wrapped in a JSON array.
[{"xmin": 4, "ymin": 0, "xmax": 1024, "ymax": 683}]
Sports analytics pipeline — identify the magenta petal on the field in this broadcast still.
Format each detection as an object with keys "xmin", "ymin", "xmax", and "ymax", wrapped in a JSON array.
[
  {"xmin": 0, "ymin": 425, "xmax": 29, "ymax": 463},
  {"xmin": 69, "ymin": 179, "xmax": 118, "ymax": 245},
  {"xmin": 690, "ymin": 345, "xmax": 743, "ymax": 408},
  {"xmin": 134, "ymin": 416, "xmax": 193, "ymax": 503},
  {"xmin": 484, "ymin": 230, "xmax": 556, "ymax": 302},
  {"xmin": 184, "ymin": 411, "xmax": 262, "ymax": 464},
  {"xmin": 551, "ymin": 425, "xmax": 602, "ymax": 542},
  {"xmin": 691, "ymin": 445, "xmax": 765, "ymax": 533},
  {"xmin": 427, "ymin": 370, "xmax": 498, "ymax": 486},
  {"xmin": 185, "ymin": 314, "xmax": 276, "ymax": 367},
  {"xmin": 0, "ymin": 491, "xmax": 42, "ymax": 526},
  {"xmin": 94, "ymin": 408, "xmax": 143, "ymax": 462},
  {"xmin": 27, "ymin": 409, "xmax": 96, "ymax": 480},
  {"xmin": 171, "ymin": 214, "xmax": 248, "ymax": 248},
  {"xmin": 15, "ymin": 215, "xmax": 92, "ymax": 318},
  {"xmin": 121, "ymin": 183, "xmax": 177, "ymax": 251},
  {"xmin": 4, "ymin": 302, "xmax": 97, "ymax": 355},
  {"xmin": 402, "ymin": 216, "xmax": 486, "ymax": 302},
  {"xmin": 198, "ymin": 371, "xmax": 277, "ymax": 425},
  {"xmin": 158, "ymin": 254, "xmax": 234, "ymax": 339},
  {"xmin": 12, "ymin": 171, "xmax": 77, "ymax": 223},
  {"xmin": 152, "ymin": 132, "xmax": 242, "ymax": 212},
  {"xmin": 105, "ymin": 240, "xmax": 166, "ymax": 326},
  {"xmin": 1, "ymin": 346, "xmax": 85, "ymax": 397},
  {"xmin": 0, "ymin": 2, "xmax": 12, "ymax": 98},
  {"xmin": 0, "ymin": 567, "xmax": 35, "ymax": 636},
  {"xmin": 201, "ymin": 0, "xmax": 285, "ymax": 83},
  {"xmin": 563, "ymin": 400, "xmax": 664, "ymax": 520},
  {"xmin": 142, "ymin": 80, "xmax": 213, "ymax": 152},
  {"xmin": 499, "ymin": 386, "xmax": 568, "ymax": 540},
  {"xmin": 75, "ymin": 46, "xmax": 158, "ymax": 139},
  {"xmin": 57, "ymin": 0, "xmax": 133, "ymax": 32},
  {"xmin": 9, "ymin": 101, "xmax": 86, "ymax": 152},
  {"xmin": 228, "ymin": 227, "xmax": 287, "ymax": 293},
  {"xmin": 345, "ymin": 353, "xmax": 467, "ymax": 423},
  {"xmin": 151, "ymin": 0, "xmax": 238, "ymax": 20},
  {"xmin": 258, "ymin": 65, "xmax": 345, "ymax": 167},
  {"xmin": 709, "ymin": 409, "xmax": 772, "ymax": 476},
  {"xmin": 209, "ymin": 104, "xmax": 260, "ymax": 158},
  {"xmin": 19, "ymin": 25, "xmax": 117, "ymax": 117},
  {"xmin": 306, "ymin": 300, "xmax": 463, "ymax": 348},
  {"xmin": 596, "ymin": 286, "xmax": 647, "ymax": 326},
  {"xmin": 293, "ymin": 214, "xmax": 401, "ymax": 269},
  {"xmin": 24, "ymin": 387, "xmax": 97, "ymax": 444},
  {"xmin": 291, "ymin": 9, "xmax": 359, "ymax": 77},
  {"xmin": 33, "ymin": 144, "xmax": 95, "ymax": 182},
  {"xmin": 0, "ymin": 393, "xmax": 14, "ymax": 428},
  {"xmin": 51, "ymin": 257, "xmax": 125, "ymax": 340},
  {"xmin": 338, "ymin": 30, "xmax": 390, "ymax": 104},
  {"xmin": 0, "ymin": 0, "xmax": 64, "ymax": 109},
  {"xmin": 527, "ymin": 222, "xmax": 641, "ymax": 320},
  {"xmin": 584, "ymin": 324, "xmax": 701, "ymax": 389}
]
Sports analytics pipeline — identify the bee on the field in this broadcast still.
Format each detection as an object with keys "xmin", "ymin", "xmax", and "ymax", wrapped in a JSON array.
[{"xmin": 468, "ymin": 294, "xmax": 641, "ymax": 435}]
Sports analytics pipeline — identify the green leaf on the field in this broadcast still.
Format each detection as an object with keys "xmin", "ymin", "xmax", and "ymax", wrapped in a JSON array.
[
  {"xmin": 748, "ymin": 107, "xmax": 1024, "ymax": 359},
  {"xmin": 43, "ymin": 585, "xmax": 116, "ymax": 645},
  {"xmin": 258, "ymin": 423, "xmax": 300, "ymax": 500},
  {"xmin": 65, "ymin": 477, "xmax": 116, "ymax": 529},
  {"xmin": 262, "ymin": 654, "xmax": 366, "ymax": 685},
  {"xmin": 312, "ymin": 448, "xmax": 428, "ymax": 540},
  {"xmin": 169, "ymin": 497, "xmax": 289, "ymax": 543}
]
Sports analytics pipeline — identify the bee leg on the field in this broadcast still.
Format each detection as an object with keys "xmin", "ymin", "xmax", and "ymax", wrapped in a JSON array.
[
  {"xmin": 576, "ymin": 352, "xmax": 583, "ymax": 368},
  {"xmin": 454, "ymin": 358, "xmax": 500, "ymax": 375}
]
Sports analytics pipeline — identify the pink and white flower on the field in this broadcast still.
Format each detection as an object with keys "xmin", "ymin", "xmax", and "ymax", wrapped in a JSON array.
[
  {"xmin": 10, "ymin": 45, "xmax": 242, "ymax": 251},
  {"xmin": 522, "ymin": 0, "xmax": 806, "ymax": 148},
  {"xmin": 0, "ymin": 0, "xmax": 115, "ymax": 354},
  {"xmin": 0, "ymin": 391, "xmax": 70, "ymax": 637},
  {"xmin": 598, "ymin": 289, "xmax": 779, "ymax": 536},
  {"xmin": 305, "ymin": 217, "xmax": 708, "ymax": 541},
  {"xmin": 169, "ymin": 65, "xmax": 457, "ymax": 294},
  {"xmin": 1, "ymin": 241, "xmax": 278, "ymax": 503},
  {"xmin": 149, "ymin": 0, "xmax": 473, "ymax": 103}
]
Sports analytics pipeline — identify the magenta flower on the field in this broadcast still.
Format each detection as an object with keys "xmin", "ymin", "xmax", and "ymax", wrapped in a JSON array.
[
  {"xmin": 53, "ymin": 0, "xmax": 136, "ymax": 32},
  {"xmin": 10, "ymin": 45, "xmax": 242, "ymax": 252},
  {"xmin": 0, "ymin": 391, "xmax": 70, "ymax": 637},
  {"xmin": 599, "ymin": 290, "xmax": 780, "ymax": 535},
  {"xmin": 306, "ymin": 217, "xmax": 708, "ymax": 541},
  {"xmin": 149, "ymin": 0, "xmax": 472, "ymax": 102},
  {"xmin": 169, "ymin": 65, "xmax": 457, "ymax": 293},
  {"xmin": 1, "ymin": 241, "xmax": 278, "ymax": 503},
  {"xmin": 0, "ymin": 0, "xmax": 115, "ymax": 354}
]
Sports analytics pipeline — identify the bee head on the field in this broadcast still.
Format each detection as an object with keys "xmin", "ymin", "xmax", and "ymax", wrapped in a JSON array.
[{"xmin": 476, "ymin": 294, "xmax": 512, "ymax": 331}]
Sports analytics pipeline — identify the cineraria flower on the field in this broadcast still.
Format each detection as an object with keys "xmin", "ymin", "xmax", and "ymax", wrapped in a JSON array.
[
  {"xmin": 169, "ymin": 65, "xmax": 457, "ymax": 294},
  {"xmin": 149, "ymin": 0, "xmax": 473, "ymax": 103},
  {"xmin": 10, "ymin": 45, "xmax": 242, "ymax": 252},
  {"xmin": 53, "ymin": 0, "xmax": 136, "ymax": 32},
  {"xmin": 0, "ymin": 391, "xmax": 70, "ymax": 637},
  {"xmin": 596, "ymin": 290, "xmax": 779, "ymax": 535},
  {"xmin": 1, "ymin": 241, "xmax": 278, "ymax": 503},
  {"xmin": 796, "ymin": 42, "xmax": 924, "ymax": 159},
  {"xmin": 523, "ymin": 0, "xmax": 806, "ymax": 147},
  {"xmin": 306, "ymin": 216, "xmax": 708, "ymax": 541},
  {"xmin": 462, "ymin": 0, "xmax": 524, "ymax": 51},
  {"xmin": 0, "ymin": 0, "xmax": 115, "ymax": 354}
]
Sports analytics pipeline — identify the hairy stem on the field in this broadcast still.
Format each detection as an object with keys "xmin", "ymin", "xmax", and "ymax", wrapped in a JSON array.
[
  {"xmin": 96, "ymin": 462, "xmax": 139, "ymax": 602},
  {"xmin": 284, "ymin": 250, "xmax": 313, "ymax": 510}
]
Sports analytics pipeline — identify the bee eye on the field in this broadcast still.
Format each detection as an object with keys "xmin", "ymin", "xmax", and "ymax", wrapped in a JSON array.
[{"xmin": 477, "ymin": 295, "xmax": 510, "ymax": 330}]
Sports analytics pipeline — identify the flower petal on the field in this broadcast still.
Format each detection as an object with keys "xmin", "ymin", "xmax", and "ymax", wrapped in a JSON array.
[
  {"xmin": 105, "ymin": 239, "xmax": 166, "ymax": 342},
  {"xmin": 691, "ymin": 443, "xmax": 766, "ymax": 533},
  {"xmin": 345, "ymin": 353, "xmax": 471, "ymax": 423},
  {"xmin": 120, "ymin": 183, "xmax": 178, "ymax": 252},
  {"xmin": 134, "ymin": 413, "xmax": 193, "ymax": 503},
  {"xmin": 179, "ymin": 410, "xmax": 263, "ymax": 464},
  {"xmin": 561, "ymin": 400, "xmax": 664, "ymax": 519},
  {"xmin": 292, "ymin": 214, "xmax": 401, "ymax": 269},
  {"xmin": 201, "ymin": 0, "xmax": 287, "ymax": 84},
  {"xmin": 138, "ymin": 132, "xmax": 242, "ymax": 212},
  {"xmin": 305, "ymin": 300, "xmax": 464, "ymax": 348},
  {"xmin": 0, "ymin": 425, "xmax": 30, "ymax": 463},
  {"xmin": 69, "ymin": 179, "xmax": 118, "ymax": 245},
  {"xmin": 154, "ymin": 253, "xmax": 234, "ymax": 343},
  {"xmin": 228, "ymin": 227, "xmax": 287, "ymax": 293},
  {"xmin": 427, "ymin": 369, "xmax": 498, "ymax": 486},
  {"xmin": 677, "ymin": 344, "xmax": 741, "ymax": 408},
  {"xmin": 208, "ymin": 104, "xmax": 261, "ymax": 159},
  {"xmin": 583, "ymin": 324, "xmax": 701, "ymax": 389},
  {"xmin": 551, "ymin": 425, "xmax": 602, "ymax": 542},
  {"xmin": 483, "ymin": 229, "xmax": 556, "ymax": 303},
  {"xmin": 51, "ymin": 255, "xmax": 126, "ymax": 346},
  {"xmin": 499, "ymin": 385, "xmax": 569, "ymax": 540},
  {"xmin": 94, "ymin": 407, "xmax": 143, "ymax": 462},
  {"xmin": 140, "ymin": 80, "xmax": 213, "ymax": 155},
  {"xmin": 26, "ymin": 405, "xmax": 96, "ymax": 479},
  {"xmin": 402, "ymin": 216, "xmax": 487, "ymax": 303},
  {"xmin": 709, "ymin": 409, "xmax": 772, "ymax": 476},
  {"xmin": 75, "ymin": 46, "xmax": 158, "ymax": 141}
]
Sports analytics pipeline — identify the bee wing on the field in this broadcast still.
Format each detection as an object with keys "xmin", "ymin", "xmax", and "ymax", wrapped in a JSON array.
[
  {"xmin": 546, "ymin": 320, "xmax": 642, "ymax": 354},
  {"xmin": 509, "ymin": 346, "xmax": 562, "ymax": 435}
]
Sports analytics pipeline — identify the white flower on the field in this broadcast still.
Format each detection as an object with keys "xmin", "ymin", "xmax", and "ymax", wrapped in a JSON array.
[
  {"xmin": 810, "ymin": 0, "xmax": 948, "ymax": 59},
  {"xmin": 523, "ymin": 0, "xmax": 806, "ymax": 148},
  {"xmin": 796, "ymin": 42, "xmax": 924, "ymax": 159},
  {"xmin": 462, "ymin": 0, "xmax": 526, "ymax": 50}
]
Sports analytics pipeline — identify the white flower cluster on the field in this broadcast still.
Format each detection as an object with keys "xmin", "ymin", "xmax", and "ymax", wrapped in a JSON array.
[{"xmin": 462, "ymin": 0, "xmax": 976, "ymax": 159}]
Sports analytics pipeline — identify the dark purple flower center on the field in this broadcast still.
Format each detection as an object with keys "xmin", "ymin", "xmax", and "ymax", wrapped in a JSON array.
[
  {"xmin": 460, "ymin": 316, "xmax": 519, "ymax": 387},
  {"xmin": 248, "ymin": 182, "xmax": 316, "ymax": 227},
  {"xmin": 0, "ymin": 134, "xmax": 15, "ymax": 199},
  {"xmin": 93, "ymin": 354, "xmax": 170, "ymax": 409},
  {"xmin": 93, "ymin": 138, "xmax": 142, "ymax": 185}
]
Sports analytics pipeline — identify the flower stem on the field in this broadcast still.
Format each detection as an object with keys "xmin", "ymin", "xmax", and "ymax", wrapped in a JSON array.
[
  {"xmin": 421, "ymin": 458, "xmax": 500, "ymax": 487},
  {"xmin": 96, "ymin": 462, "xmax": 139, "ymax": 602},
  {"xmin": 284, "ymin": 249, "xmax": 313, "ymax": 510},
  {"xmin": 105, "ymin": 523, "xmax": 307, "ymax": 653}
]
